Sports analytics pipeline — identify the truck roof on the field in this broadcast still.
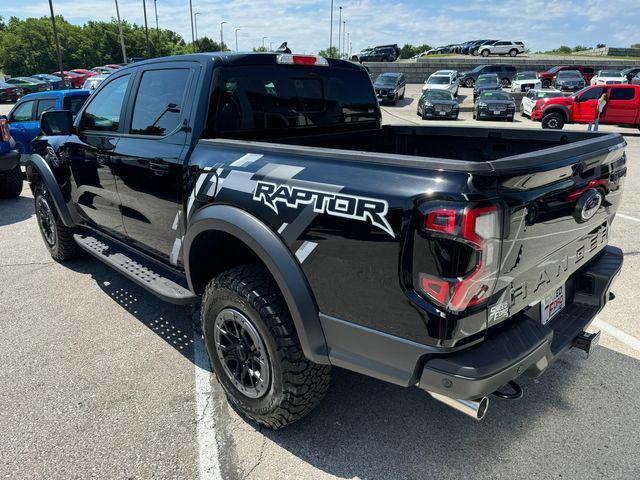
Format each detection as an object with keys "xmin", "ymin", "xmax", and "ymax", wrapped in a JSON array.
[{"xmin": 19, "ymin": 89, "xmax": 91, "ymax": 100}]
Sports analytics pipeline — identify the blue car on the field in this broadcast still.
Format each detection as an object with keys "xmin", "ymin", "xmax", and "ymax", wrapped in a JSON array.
[
  {"xmin": 0, "ymin": 116, "xmax": 22, "ymax": 198},
  {"xmin": 30, "ymin": 74, "xmax": 70, "ymax": 90},
  {"xmin": 7, "ymin": 89, "xmax": 90, "ymax": 155}
]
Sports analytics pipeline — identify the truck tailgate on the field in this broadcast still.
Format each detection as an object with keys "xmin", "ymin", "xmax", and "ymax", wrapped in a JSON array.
[{"xmin": 488, "ymin": 133, "xmax": 627, "ymax": 325}]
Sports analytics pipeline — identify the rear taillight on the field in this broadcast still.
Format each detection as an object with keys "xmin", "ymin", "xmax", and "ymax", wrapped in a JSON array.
[
  {"xmin": 418, "ymin": 203, "xmax": 501, "ymax": 313},
  {"xmin": 0, "ymin": 119, "xmax": 11, "ymax": 142},
  {"xmin": 276, "ymin": 54, "xmax": 329, "ymax": 66}
]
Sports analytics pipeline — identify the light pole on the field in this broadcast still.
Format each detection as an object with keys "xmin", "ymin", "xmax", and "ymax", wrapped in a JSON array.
[
  {"xmin": 153, "ymin": 0, "xmax": 160, "ymax": 47},
  {"xmin": 47, "ymin": 0, "xmax": 64, "ymax": 82},
  {"xmin": 194, "ymin": 13, "xmax": 200, "ymax": 52},
  {"xmin": 338, "ymin": 6, "xmax": 342, "ymax": 58},
  {"xmin": 220, "ymin": 21, "xmax": 227, "ymax": 50},
  {"xmin": 262, "ymin": 36, "xmax": 267, "ymax": 49},
  {"xmin": 142, "ymin": 0, "xmax": 151, "ymax": 56},
  {"xmin": 329, "ymin": 0, "xmax": 333, "ymax": 56},
  {"xmin": 342, "ymin": 20, "xmax": 346, "ymax": 59},
  {"xmin": 235, "ymin": 28, "xmax": 241, "ymax": 52},
  {"xmin": 114, "ymin": 0, "xmax": 128, "ymax": 63},
  {"xmin": 347, "ymin": 32, "xmax": 350, "ymax": 59},
  {"xmin": 269, "ymin": 41, "xmax": 273, "ymax": 51},
  {"xmin": 188, "ymin": 0, "xmax": 195, "ymax": 53}
]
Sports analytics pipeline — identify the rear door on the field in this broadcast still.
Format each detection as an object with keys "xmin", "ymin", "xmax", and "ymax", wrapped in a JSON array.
[
  {"xmin": 8, "ymin": 98, "xmax": 36, "ymax": 154},
  {"xmin": 110, "ymin": 62, "xmax": 196, "ymax": 262},
  {"xmin": 602, "ymin": 86, "xmax": 638, "ymax": 124}
]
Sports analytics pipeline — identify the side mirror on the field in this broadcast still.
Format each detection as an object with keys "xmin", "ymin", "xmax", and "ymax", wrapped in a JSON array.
[{"xmin": 40, "ymin": 110, "xmax": 74, "ymax": 136}]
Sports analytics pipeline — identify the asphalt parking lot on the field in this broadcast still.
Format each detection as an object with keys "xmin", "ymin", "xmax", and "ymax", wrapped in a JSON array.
[{"xmin": 2, "ymin": 90, "xmax": 640, "ymax": 479}]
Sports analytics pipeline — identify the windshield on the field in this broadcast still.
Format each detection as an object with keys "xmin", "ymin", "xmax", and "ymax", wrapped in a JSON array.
[
  {"xmin": 376, "ymin": 76, "xmax": 398, "ymax": 85},
  {"xmin": 558, "ymin": 71, "xmax": 582, "ymax": 78},
  {"xmin": 481, "ymin": 91, "xmax": 511, "ymax": 101},
  {"xmin": 427, "ymin": 76, "xmax": 450, "ymax": 85},
  {"xmin": 516, "ymin": 72, "xmax": 537, "ymax": 80},
  {"xmin": 537, "ymin": 91, "xmax": 564, "ymax": 99},
  {"xmin": 212, "ymin": 65, "xmax": 378, "ymax": 137},
  {"xmin": 423, "ymin": 90, "xmax": 454, "ymax": 101},
  {"xmin": 599, "ymin": 70, "xmax": 622, "ymax": 77}
]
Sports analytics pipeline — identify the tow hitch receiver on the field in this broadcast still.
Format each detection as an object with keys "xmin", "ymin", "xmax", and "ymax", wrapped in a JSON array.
[{"xmin": 572, "ymin": 330, "xmax": 601, "ymax": 358}]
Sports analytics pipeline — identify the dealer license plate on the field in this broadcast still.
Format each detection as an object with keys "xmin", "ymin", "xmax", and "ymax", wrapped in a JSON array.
[
  {"xmin": 493, "ymin": 110, "xmax": 501, "ymax": 115},
  {"xmin": 541, "ymin": 284, "xmax": 565, "ymax": 325},
  {"xmin": 439, "ymin": 111, "xmax": 446, "ymax": 115}
]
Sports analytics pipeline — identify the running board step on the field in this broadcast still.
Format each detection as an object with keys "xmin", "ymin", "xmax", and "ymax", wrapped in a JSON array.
[{"xmin": 74, "ymin": 233, "xmax": 198, "ymax": 305}]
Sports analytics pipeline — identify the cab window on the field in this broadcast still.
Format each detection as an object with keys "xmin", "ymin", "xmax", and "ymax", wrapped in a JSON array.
[
  {"xmin": 609, "ymin": 88, "xmax": 635, "ymax": 101},
  {"xmin": 80, "ymin": 74, "xmax": 130, "ymax": 132},
  {"xmin": 36, "ymin": 98, "xmax": 58, "ymax": 119},
  {"xmin": 10, "ymin": 100, "xmax": 35, "ymax": 122}
]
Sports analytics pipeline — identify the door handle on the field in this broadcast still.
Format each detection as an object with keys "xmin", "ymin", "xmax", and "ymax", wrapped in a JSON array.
[{"xmin": 149, "ymin": 160, "xmax": 170, "ymax": 176}]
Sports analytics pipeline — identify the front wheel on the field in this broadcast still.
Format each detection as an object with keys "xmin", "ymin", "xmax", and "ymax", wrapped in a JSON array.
[
  {"xmin": 542, "ymin": 112, "xmax": 565, "ymax": 129},
  {"xmin": 481, "ymin": 49, "xmax": 490, "ymax": 57},
  {"xmin": 464, "ymin": 78, "xmax": 475, "ymax": 88},
  {"xmin": 542, "ymin": 79, "xmax": 551, "ymax": 88},
  {"xmin": 0, "ymin": 165, "xmax": 23, "ymax": 199},
  {"xmin": 202, "ymin": 264, "xmax": 331, "ymax": 429},
  {"xmin": 34, "ymin": 185, "xmax": 82, "ymax": 261}
]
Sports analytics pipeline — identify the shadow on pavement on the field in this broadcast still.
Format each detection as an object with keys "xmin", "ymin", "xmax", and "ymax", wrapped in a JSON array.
[{"xmin": 0, "ymin": 193, "xmax": 34, "ymax": 227}]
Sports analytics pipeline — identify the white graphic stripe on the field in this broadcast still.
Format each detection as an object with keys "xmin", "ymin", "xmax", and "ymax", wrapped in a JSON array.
[
  {"xmin": 295, "ymin": 241, "xmax": 317, "ymax": 263},
  {"xmin": 229, "ymin": 153, "xmax": 263, "ymax": 167},
  {"xmin": 277, "ymin": 223, "xmax": 288, "ymax": 234}
]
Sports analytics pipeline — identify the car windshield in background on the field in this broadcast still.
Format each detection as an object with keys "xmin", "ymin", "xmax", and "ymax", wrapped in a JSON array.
[
  {"xmin": 481, "ymin": 91, "xmax": 511, "ymax": 101},
  {"xmin": 537, "ymin": 91, "xmax": 564, "ymax": 99},
  {"xmin": 214, "ymin": 65, "xmax": 378, "ymax": 135},
  {"xmin": 599, "ymin": 70, "xmax": 622, "ymax": 77},
  {"xmin": 427, "ymin": 76, "xmax": 450, "ymax": 85},
  {"xmin": 424, "ymin": 90, "xmax": 454, "ymax": 101},
  {"xmin": 558, "ymin": 71, "xmax": 582, "ymax": 78},
  {"xmin": 516, "ymin": 72, "xmax": 537, "ymax": 80},
  {"xmin": 376, "ymin": 76, "xmax": 398, "ymax": 85}
]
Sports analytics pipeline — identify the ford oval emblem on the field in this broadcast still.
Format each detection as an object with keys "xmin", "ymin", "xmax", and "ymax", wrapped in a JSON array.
[{"xmin": 573, "ymin": 189, "xmax": 602, "ymax": 223}]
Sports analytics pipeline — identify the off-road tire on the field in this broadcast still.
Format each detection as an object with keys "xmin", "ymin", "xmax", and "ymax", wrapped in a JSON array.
[
  {"xmin": 0, "ymin": 165, "xmax": 23, "ymax": 199},
  {"xmin": 34, "ymin": 184, "xmax": 82, "ymax": 261},
  {"xmin": 542, "ymin": 112, "xmax": 565, "ymax": 129},
  {"xmin": 202, "ymin": 264, "xmax": 331, "ymax": 429}
]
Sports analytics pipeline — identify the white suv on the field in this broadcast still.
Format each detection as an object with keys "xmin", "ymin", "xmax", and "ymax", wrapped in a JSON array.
[{"xmin": 478, "ymin": 41, "xmax": 525, "ymax": 57}]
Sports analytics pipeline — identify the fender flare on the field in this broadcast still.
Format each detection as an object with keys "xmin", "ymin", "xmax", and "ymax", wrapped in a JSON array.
[
  {"xmin": 183, "ymin": 204, "xmax": 330, "ymax": 365},
  {"xmin": 542, "ymin": 105, "xmax": 570, "ymax": 122},
  {"xmin": 24, "ymin": 153, "xmax": 76, "ymax": 227}
]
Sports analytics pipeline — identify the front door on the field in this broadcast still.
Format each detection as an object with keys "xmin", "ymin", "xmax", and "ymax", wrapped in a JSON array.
[
  {"xmin": 64, "ymin": 73, "xmax": 132, "ymax": 234},
  {"xmin": 110, "ymin": 64, "xmax": 195, "ymax": 262},
  {"xmin": 573, "ymin": 86, "xmax": 605, "ymax": 123}
]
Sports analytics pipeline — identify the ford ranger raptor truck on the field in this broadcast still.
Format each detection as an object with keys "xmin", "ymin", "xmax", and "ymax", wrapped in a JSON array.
[{"xmin": 25, "ymin": 52, "xmax": 625, "ymax": 427}]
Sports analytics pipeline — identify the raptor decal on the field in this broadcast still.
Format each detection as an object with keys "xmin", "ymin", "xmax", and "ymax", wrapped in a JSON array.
[{"xmin": 253, "ymin": 181, "xmax": 395, "ymax": 237}]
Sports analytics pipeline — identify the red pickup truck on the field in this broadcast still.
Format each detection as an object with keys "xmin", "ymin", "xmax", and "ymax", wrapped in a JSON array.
[
  {"xmin": 532, "ymin": 84, "xmax": 640, "ymax": 129},
  {"xmin": 537, "ymin": 65, "xmax": 595, "ymax": 88}
]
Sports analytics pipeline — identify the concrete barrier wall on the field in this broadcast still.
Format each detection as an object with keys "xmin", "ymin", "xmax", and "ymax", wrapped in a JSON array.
[
  {"xmin": 574, "ymin": 47, "xmax": 640, "ymax": 57},
  {"xmin": 363, "ymin": 56, "xmax": 639, "ymax": 84}
]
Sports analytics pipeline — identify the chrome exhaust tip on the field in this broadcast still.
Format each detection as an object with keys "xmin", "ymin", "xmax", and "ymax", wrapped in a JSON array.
[{"xmin": 428, "ymin": 391, "xmax": 489, "ymax": 420}]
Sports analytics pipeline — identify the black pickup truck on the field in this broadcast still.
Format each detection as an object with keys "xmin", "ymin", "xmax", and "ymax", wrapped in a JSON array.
[{"xmin": 26, "ymin": 52, "xmax": 626, "ymax": 428}]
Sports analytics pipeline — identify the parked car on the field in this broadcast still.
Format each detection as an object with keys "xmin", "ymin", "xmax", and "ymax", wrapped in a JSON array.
[
  {"xmin": 461, "ymin": 39, "xmax": 492, "ymax": 55},
  {"xmin": 478, "ymin": 40, "xmax": 525, "ymax": 57},
  {"xmin": 538, "ymin": 66, "xmax": 595, "ymax": 88},
  {"xmin": 373, "ymin": 72, "xmax": 406, "ymax": 104},
  {"xmin": 553, "ymin": 70, "xmax": 586, "ymax": 92},
  {"xmin": 26, "ymin": 51, "xmax": 625, "ymax": 427},
  {"xmin": 7, "ymin": 89, "xmax": 90, "ymax": 155},
  {"xmin": 621, "ymin": 67, "xmax": 640, "ymax": 83},
  {"xmin": 473, "ymin": 91, "xmax": 516, "ymax": 121},
  {"xmin": 460, "ymin": 64, "xmax": 516, "ymax": 88},
  {"xmin": 4, "ymin": 77, "xmax": 52, "ymax": 94},
  {"xmin": 70, "ymin": 69, "xmax": 98, "ymax": 78},
  {"xmin": 417, "ymin": 89, "xmax": 459, "ymax": 119},
  {"xmin": 511, "ymin": 71, "xmax": 542, "ymax": 92},
  {"xmin": 52, "ymin": 71, "xmax": 85, "ymax": 89},
  {"xmin": 631, "ymin": 73, "xmax": 640, "ymax": 85},
  {"xmin": 534, "ymin": 84, "xmax": 640, "ymax": 129},
  {"xmin": 82, "ymin": 74, "xmax": 108, "ymax": 92},
  {"xmin": 422, "ymin": 72, "xmax": 459, "ymax": 96},
  {"xmin": 590, "ymin": 70, "xmax": 627, "ymax": 85},
  {"xmin": 360, "ymin": 45, "xmax": 400, "ymax": 62},
  {"xmin": 0, "ymin": 82, "xmax": 23, "ymax": 103},
  {"xmin": 470, "ymin": 40, "xmax": 498, "ymax": 56},
  {"xmin": 90, "ymin": 66, "xmax": 118, "ymax": 75},
  {"xmin": 0, "ymin": 116, "xmax": 22, "ymax": 199},
  {"xmin": 351, "ymin": 48, "xmax": 373, "ymax": 62},
  {"xmin": 30, "ymin": 74, "xmax": 69, "ymax": 90},
  {"xmin": 473, "ymin": 73, "xmax": 501, "ymax": 101},
  {"xmin": 520, "ymin": 89, "xmax": 564, "ymax": 117}
]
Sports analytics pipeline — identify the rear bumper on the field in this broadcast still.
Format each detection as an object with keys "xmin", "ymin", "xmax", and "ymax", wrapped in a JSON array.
[{"xmin": 418, "ymin": 246, "xmax": 623, "ymax": 400}]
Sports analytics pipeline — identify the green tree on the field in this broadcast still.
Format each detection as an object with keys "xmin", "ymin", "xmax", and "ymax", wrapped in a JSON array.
[
  {"xmin": 252, "ymin": 46, "xmax": 269, "ymax": 52},
  {"xmin": 632, "ymin": 43, "xmax": 640, "ymax": 49},
  {"xmin": 318, "ymin": 46, "xmax": 338, "ymax": 58},
  {"xmin": 573, "ymin": 45, "xmax": 589, "ymax": 52},
  {"xmin": 596, "ymin": 43, "xmax": 607, "ymax": 48}
]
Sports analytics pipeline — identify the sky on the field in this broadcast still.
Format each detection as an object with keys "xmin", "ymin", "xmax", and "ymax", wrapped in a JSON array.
[{"xmin": 2, "ymin": 0, "xmax": 639, "ymax": 55}]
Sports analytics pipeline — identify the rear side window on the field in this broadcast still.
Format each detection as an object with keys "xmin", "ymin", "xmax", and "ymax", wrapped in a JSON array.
[
  {"xmin": 63, "ymin": 95, "xmax": 89, "ymax": 115},
  {"xmin": 609, "ymin": 88, "xmax": 635, "ymax": 101},
  {"xmin": 81, "ymin": 74, "xmax": 130, "ymax": 132},
  {"xmin": 10, "ymin": 101, "xmax": 34, "ymax": 122},
  {"xmin": 36, "ymin": 98, "xmax": 57, "ymax": 118},
  {"xmin": 130, "ymin": 69, "xmax": 190, "ymax": 136},
  {"xmin": 211, "ymin": 65, "xmax": 378, "ymax": 136}
]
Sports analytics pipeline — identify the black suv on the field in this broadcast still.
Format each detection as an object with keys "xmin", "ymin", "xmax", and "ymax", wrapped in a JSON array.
[
  {"xmin": 373, "ymin": 72, "xmax": 406, "ymax": 104},
  {"xmin": 460, "ymin": 64, "xmax": 517, "ymax": 88},
  {"xmin": 360, "ymin": 45, "xmax": 400, "ymax": 62}
]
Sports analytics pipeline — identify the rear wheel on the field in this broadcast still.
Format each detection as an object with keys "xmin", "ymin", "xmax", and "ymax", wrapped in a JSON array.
[
  {"xmin": 501, "ymin": 78, "xmax": 511, "ymax": 88},
  {"xmin": 509, "ymin": 49, "xmax": 518, "ymax": 57},
  {"xmin": 202, "ymin": 264, "xmax": 331, "ymax": 429},
  {"xmin": 464, "ymin": 78, "xmax": 475, "ymax": 88},
  {"xmin": 0, "ymin": 165, "xmax": 23, "ymax": 199},
  {"xmin": 481, "ymin": 49, "xmax": 490, "ymax": 57},
  {"xmin": 542, "ymin": 112, "xmax": 565, "ymax": 129},
  {"xmin": 542, "ymin": 79, "xmax": 551, "ymax": 88},
  {"xmin": 34, "ymin": 185, "xmax": 82, "ymax": 261}
]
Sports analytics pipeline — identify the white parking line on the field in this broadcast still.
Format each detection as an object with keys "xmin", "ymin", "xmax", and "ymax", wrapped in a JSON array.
[
  {"xmin": 593, "ymin": 318, "xmax": 640, "ymax": 353},
  {"xmin": 617, "ymin": 213, "xmax": 640, "ymax": 223},
  {"xmin": 193, "ymin": 331, "xmax": 223, "ymax": 480}
]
